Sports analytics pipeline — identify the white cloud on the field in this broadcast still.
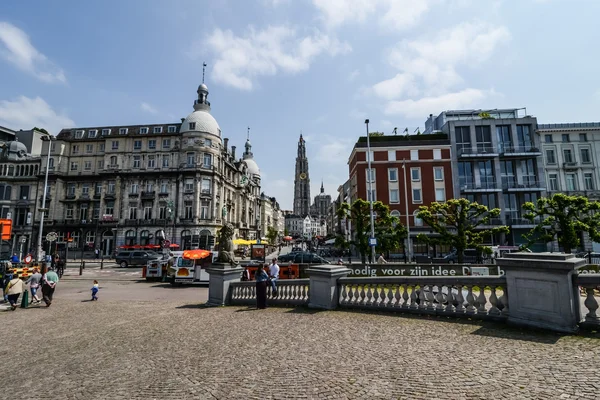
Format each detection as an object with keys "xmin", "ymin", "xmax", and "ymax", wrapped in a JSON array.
[
  {"xmin": 384, "ymin": 88, "xmax": 490, "ymax": 118},
  {"xmin": 372, "ymin": 73, "xmax": 419, "ymax": 100},
  {"xmin": 0, "ymin": 22, "xmax": 66, "ymax": 83},
  {"xmin": 200, "ymin": 26, "xmax": 351, "ymax": 90},
  {"xmin": 141, "ymin": 102, "xmax": 158, "ymax": 114},
  {"xmin": 0, "ymin": 95, "xmax": 74, "ymax": 134},
  {"xmin": 348, "ymin": 69, "xmax": 360, "ymax": 82},
  {"xmin": 313, "ymin": 135, "xmax": 356, "ymax": 165},
  {"xmin": 312, "ymin": 0, "xmax": 432, "ymax": 31}
]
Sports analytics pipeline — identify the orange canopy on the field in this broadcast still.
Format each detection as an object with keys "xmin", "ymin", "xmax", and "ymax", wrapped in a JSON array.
[{"xmin": 182, "ymin": 249, "xmax": 211, "ymax": 260}]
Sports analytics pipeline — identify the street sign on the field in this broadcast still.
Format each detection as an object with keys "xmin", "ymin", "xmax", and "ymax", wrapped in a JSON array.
[
  {"xmin": 369, "ymin": 237, "xmax": 377, "ymax": 247},
  {"xmin": 46, "ymin": 232, "xmax": 58, "ymax": 242},
  {"xmin": 20, "ymin": 237, "xmax": 26, "ymax": 243},
  {"xmin": 24, "ymin": 255, "xmax": 32, "ymax": 264},
  {"xmin": 163, "ymin": 239, "xmax": 171, "ymax": 248}
]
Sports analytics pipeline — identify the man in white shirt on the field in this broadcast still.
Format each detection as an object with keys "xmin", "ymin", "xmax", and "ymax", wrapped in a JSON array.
[{"xmin": 268, "ymin": 258, "xmax": 280, "ymax": 295}]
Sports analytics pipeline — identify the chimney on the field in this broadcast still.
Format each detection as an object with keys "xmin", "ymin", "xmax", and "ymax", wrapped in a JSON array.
[
  {"xmin": 224, "ymin": 138, "xmax": 229, "ymax": 153},
  {"xmin": 231, "ymin": 146, "xmax": 236, "ymax": 159}
]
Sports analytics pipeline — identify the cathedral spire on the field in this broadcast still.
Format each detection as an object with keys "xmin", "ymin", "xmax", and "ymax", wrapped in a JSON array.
[
  {"xmin": 293, "ymin": 132, "xmax": 311, "ymax": 216},
  {"xmin": 321, "ymin": 180, "xmax": 324, "ymax": 193}
]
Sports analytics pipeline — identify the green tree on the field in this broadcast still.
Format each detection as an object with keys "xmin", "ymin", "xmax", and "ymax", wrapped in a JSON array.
[
  {"xmin": 33, "ymin": 127, "xmax": 49, "ymax": 134},
  {"xmin": 369, "ymin": 131, "xmax": 385, "ymax": 137},
  {"xmin": 337, "ymin": 199, "xmax": 407, "ymax": 263},
  {"xmin": 284, "ymin": 227, "xmax": 289, "ymax": 236},
  {"xmin": 266, "ymin": 226, "xmax": 279, "ymax": 245},
  {"xmin": 522, "ymin": 193, "xmax": 600, "ymax": 253},
  {"xmin": 416, "ymin": 198, "xmax": 509, "ymax": 263}
]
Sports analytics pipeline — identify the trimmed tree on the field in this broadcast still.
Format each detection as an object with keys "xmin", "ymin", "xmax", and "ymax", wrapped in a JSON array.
[
  {"xmin": 416, "ymin": 198, "xmax": 509, "ymax": 263},
  {"xmin": 266, "ymin": 226, "xmax": 279, "ymax": 245},
  {"xmin": 522, "ymin": 193, "xmax": 600, "ymax": 253},
  {"xmin": 337, "ymin": 199, "xmax": 407, "ymax": 263}
]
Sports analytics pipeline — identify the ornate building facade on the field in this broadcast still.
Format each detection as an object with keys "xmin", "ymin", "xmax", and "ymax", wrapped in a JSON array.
[{"xmin": 35, "ymin": 82, "xmax": 267, "ymax": 255}]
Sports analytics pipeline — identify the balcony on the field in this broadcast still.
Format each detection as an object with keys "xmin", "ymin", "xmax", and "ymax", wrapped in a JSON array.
[
  {"xmin": 562, "ymin": 161, "xmax": 579, "ymax": 169},
  {"xmin": 94, "ymin": 193, "xmax": 101, "ymax": 199},
  {"xmin": 457, "ymin": 145, "xmax": 498, "ymax": 158},
  {"xmin": 125, "ymin": 219, "xmax": 139, "ymax": 226},
  {"xmin": 502, "ymin": 179, "xmax": 545, "ymax": 191},
  {"xmin": 100, "ymin": 215, "xmax": 117, "ymax": 224},
  {"xmin": 141, "ymin": 191, "xmax": 155, "ymax": 199},
  {"xmin": 78, "ymin": 194, "xmax": 91, "ymax": 201},
  {"xmin": 158, "ymin": 191, "xmax": 169, "ymax": 197},
  {"xmin": 180, "ymin": 218, "xmax": 195, "ymax": 224},
  {"xmin": 505, "ymin": 215, "xmax": 541, "ymax": 228},
  {"xmin": 104, "ymin": 193, "xmax": 116, "ymax": 200},
  {"xmin": 128, "ymin": 192, "xmax": 140, "ymax": 198},
  {"xmin": 200, "ymin": 189, "xmax": 212, "ymax": 197},
  {"xmin": 500, "ymin": 145, "xmax": 541, "ymax": 157},
  {"xmin": 460, "ymin": 179, "xmax": 501, "ymax": 192},
  {"xmin": 65, "ymin": 194, "xmax": 76, "ymax": 200}
]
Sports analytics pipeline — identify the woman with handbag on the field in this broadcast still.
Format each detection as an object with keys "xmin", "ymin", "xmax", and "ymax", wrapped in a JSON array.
[
  {"xmin": 5, "ymin": 275, "xmax": 25, "ymax": 311},
  {"xmin": 255, "ymin": 264, "xmax": 269, "ymax": 309}
]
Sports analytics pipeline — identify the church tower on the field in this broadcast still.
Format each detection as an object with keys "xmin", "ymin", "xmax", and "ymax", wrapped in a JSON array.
[{"xmin": 293, "ymin": 134, "xmax": 311, "ymax": 216}]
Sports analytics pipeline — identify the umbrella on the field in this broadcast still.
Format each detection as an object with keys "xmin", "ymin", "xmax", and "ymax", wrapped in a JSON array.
[
  {"xmin": 283, "ymin": 236, "xmax": 293, "ymax": 241},
  {"xmin": 233, "ymin": 238, "xmax": 252, "ymax": 245},
  {"xmin": 169, "ymin": 243, "xmax": 180, "ymax": 249},
  {"xmin": 182, "ymin": 249, "xmax": 211, "ymax": 260}
]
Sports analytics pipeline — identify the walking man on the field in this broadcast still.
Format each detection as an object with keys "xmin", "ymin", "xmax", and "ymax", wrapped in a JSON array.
[
  {"xmin": 41, "ymin": 266, "xmax": 59, "ymax": 307},
  {"xmin": 268, "ymin": 258, "xmax": 280, "ymax": 296}
]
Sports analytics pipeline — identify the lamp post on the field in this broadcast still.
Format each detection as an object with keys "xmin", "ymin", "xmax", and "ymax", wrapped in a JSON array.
[
  {"xmin": 36, "ymin": 134, "xmax": 54, "ymax": 262},
  {"xmin": 402, "ymin": 159, "xmax": 412, "ymax": 263},
  {"xmin": 365, "ymin": 119, "xmax": 376, "ymax": 264}
]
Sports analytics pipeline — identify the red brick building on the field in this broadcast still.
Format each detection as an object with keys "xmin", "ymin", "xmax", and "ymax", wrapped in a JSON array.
[{"xmin": 347, "ymin": 134, "xmax": 453, "ymax": 253}]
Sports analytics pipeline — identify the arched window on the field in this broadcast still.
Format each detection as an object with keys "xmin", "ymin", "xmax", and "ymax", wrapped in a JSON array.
[
  {"xmin": 413, "ymin": 210, "xmax": 423, "ymax": 227},
  {"xmin": 140, "ymin": 230, "xmax": 150, "ymax": 246},
  {"xmin": 155, "ymin": 230, "xmax": 164, "ymax": 245},
  {"xmin": 125, "ymin": 229, "xmax": 136, "ymax": 245},
  {"xmin": 110, "ymin": 156, "xmax": 117, "ymax": 166},
  {"xmin": 48, "ymin": 158, "xmax": 54, "ymax": 169},
  {"xmin": 198, "ymin": 229, "xmax": 212, "ymax": 250},
  {"xmin": 390, "ymin": 210, "xmax": 400, "ymax": 218},
  {"xmin": 181, "ymin": 230, "xmax": 192, "ymax": 250},
  {"xmin": 85, "ymin": 231, "xmax": 96, "ymax": 250}
]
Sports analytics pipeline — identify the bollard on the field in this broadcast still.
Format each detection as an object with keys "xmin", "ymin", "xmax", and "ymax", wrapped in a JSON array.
[
  {"xmin": 79, "ymin": 261, "xmax": 83, "ymax": 276},
  {"xmin": 100, "ymin": 257, "xmax": 104, "ymax": 270},
  {"xmin": 21, "ymin": 290, "xmax": 29, "ymax": 308}
]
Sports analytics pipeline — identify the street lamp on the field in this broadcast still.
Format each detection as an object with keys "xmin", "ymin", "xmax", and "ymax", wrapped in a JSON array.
[
  {"xmin": 36, "ymin": 134, "xmax": 55, "ymax": 262},
  {"xmin": 365, "ymin": 119, "xmax": 376, "ymax": 264},
  {"xmin": 402, "ymin": 159, "xmax": 412, "ymax": 263}
]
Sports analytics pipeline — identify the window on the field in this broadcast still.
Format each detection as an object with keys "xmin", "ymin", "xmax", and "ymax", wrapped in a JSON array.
[
  {"xmin": 366, "ymin": 168, "xmax": 375, "ymax": 183},
  {"xmin": 67, "ymin": 183, "xmax": 76, "ymax": 196},
  {"xmin": 200, "ymin": 200, "xmax": 209, "ymax": 219},
  {"xmin": 580, "ymin": 133, "xmax": 588, "ymax": 142},
  {"xmin": 411, "ymin": 168, "xmax": 420, "ymax": 181},
  {"xmin": 82, "ymin": 184, "xmax": 90, "ymax": 195},
  {"xmin": 162, "ymin": 156, "xmax": 169, "ymax": 168},
  {"xmin": 581, "ymin": 148, "xmax": 591, "ymax": 163},
  {"xmin": 189, "ymin": 122, "xmax": 196, "ymax": 130},
  {"xmin": 102, "ymin": 129, "xmax": 111, "ymax": 136},
  {"xmin": 389, "ymin": 189, "xmax": 399, "ymax": 203},
  {"xmin": 433, "ymin": 167, "xmax": 443, "ymax": 181},
  {"xmin": 562, "ymin": 134, "xmax": 570, "ymax": 142},
  {"xmin": 134, "ymin": 140, "xmax": 142, "ymax": 150},
  {"xmin": 85, "ymin": 144, "xmax": 93, "ymax": 153},
  {"xmin": 410, "ymin": 149, "xmax": 419, "ymax": 160},
  {"xmin": 110, "ymin": 156, "xmax": 117, "ymax": 166},
  {"xmin": 412, "ymin": 188, "xmax": 422, "ymax": 203},
  {"xmin": 184, "ymin": 201, "xmax": 193, "ymax": 219},
  {"xmin": 500, "ymin": 160, "xmax": 516, "ymax": 188},
  {"xmin": 414, "ymin": 211, "xmax": 423, "ymax": 227},
  {"xmin": 159, "ymin": 206, "xmax": 167, "ymax": 219},
  {"xmin": 566, "ymin": 173, "xmax": 578, "ymax": 191},
  {"xmin": 160, "ymin": 181, "xmax": 169, "ymax": 193},
  {"xmin": 201, "ymin": 178, "xmax": 211, "ymax": 194},
  {"xmin": 433, "ymin": 149, "xmax": 442, "ymax": 160},
  {"xmin": 187, "ymin": 152, "xmax": 196, "ymax": 167},
  {"xmin": 133, "ymin": 156, "xmax": 141, "ymax": 168},
  {"xmin": 435, "ymin": 188, "xmax": 446, "ymax": 202},
  {"xmin": 19, "ymin": 185, "xmax": 29, "ymax": 200},
  {"xmin": 89, "ymin": 130, "xmax": 97, "ymax": 138},
  {"xmin": 516, "ymin": 125, "xmax": 532, "ymax": 147},
  {"xmin": 70, "ymin": 162, "xmax": 78, "ymax": 171},
  {"xmin": 129, "ymin": 206, "xmax": 138, "ymax": 220},
  {"xmin": 119, "ymin": 128, "xmax": 128, "ymax": 135},
  {"xmin": 147, "ymin": 155, "xmax": 155, "ymax": 168},
  {"xmin": 162, "ymin": 139, "xmax": 171, "ymax": 149},
  {"xmin": 367, "ymin": 189, "xmax": 376, "ymax": 202},
  {"xmin": 388, "ymin": 150, "xmax": 396, "ymax": 161},
  {"xmin": 548, "ymin": 174, "xmax": 559, "ymax": 191},
  {"xmin": 74, "ymin": 130, "xmax": 84, "ymax": 138},
  {"xmin": 84, "ymin": 161, "xmax": 92, "ymax": 170},
  {"xmin": 111, "ymin": 141, "xmax": 119, "ymax": 150},
  {"xmin": 184, "ymin": 178, "xmax": 194, "ymax": 192},
  {"xmin": 203, "ymin": 153, "xmax": 212, "ymax": 167},
  {"xmin": 66, "ymin": 205, "xmax": 74, "ymax": 219},
  {"xmin": 72, "ymin": 145, "xmax": 79, "ymax": 154},
  {"xmin": 48, "ymin": 158, "xmax": 54, "ymax": 169},
  {"xmin": 108, "ymin": 180, "xmax": 116, "ymax": 194},
  {"xmin": 130, "ymin": 183, "xmax": 139, "ymax": 194},
  {"xmin": 478, "ymin": 160, "xmax": 494, "ymax": 187},
  {"xmin": 148, "ymin": 139, "xmax": 156, "ymax": 149},
  {"xmin": 105, "ymin": 201, "xmax": 114, "ymax": 217},
  {"xmin": 144, "ymin": 205, "xmax": 152, "ymax": 219},
  {"xmin": 475, "ymin": 126, "xmax": 492, "ymax": 151},
  {"xmin": 546, "ymin": 149, "xmax": 556, "ymax": 164},
  {"xmin": 563, "ymin": 149, "xmax": 574, "ymax": 163},
  {"xmin": 95, "ymin": 182, "xmax": 102, "ymax": 196},
  {"xmin": 585, "ymin": 173, "xmax": 594, "ymax": 190},
  {"xmin": 140, "ymin": 127, "xmax": 149, "ymax": 134},
  {"xmin": 0, "ymin": 184, "xmax": 11, "ymax": 200},
  {"xmin": 146, "ymin": 182, "xmax": 153, "ymax": 192},
  {"xmin": 168, "ymin": 126, "xmax": 177, "ymax": 133},
  {"xmin": 455, "ymin": 126, "xmax": 471, "ymax": 153},
  {"xmin": 388, "ymin": 168, "xmax": 398, "ymax": 182},
  {"xmin": 99, "ymin": 143, "xmax": 105, "ymax": 152},
  {"xmin": 496, "ymin": 125, "xmax": 512, "ymax": 153},
  {"xmin": 153, "ymin": 126, "xmax": 162, "ymax": 134},
  {"xmin": 544, "ymin": 135, "xmax": 553, "ymax": 143}
]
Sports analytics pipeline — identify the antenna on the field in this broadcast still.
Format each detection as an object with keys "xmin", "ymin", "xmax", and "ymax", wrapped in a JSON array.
[{"xmin": 202, "ymin": 62, "xmax": 207, "ymax": 83}]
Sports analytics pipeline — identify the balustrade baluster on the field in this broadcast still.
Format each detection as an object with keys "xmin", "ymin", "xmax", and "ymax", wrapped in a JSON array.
[
  {"xmin": 402, "ymin": 285, "xmax": 410, "ymax": 309},
  {"xmin": 292, "ymin": 284, "xmax": 297, "ymax": 300},
  {"xmin": 252, "ymin": 285, "xmax": 256, "ymax": 299},
  {"xmin": 388, "ymin": 285, "xmax": 395, "ymax": 307},
  {"xmin": 499, "ymin": 286, "xmax": 509, "ymax": 316},
  {"xmin": 410, "ymin": 286, "xmax": 419, "ymax": 309},
  {"xmin": 360, "ymin": 286, "xmax": 367, "ymax": 306},
  {"xmin": 340, "ymin": 284, "xmax": 347, "ymax": 305},
  {"xmin": 418, "ymin": 286, "xmax": 427, "ymax": 310},
  {"xmin": 445, "ymin": 286, "xmax": 455, "ymax": 313},
  {"xmin": 240, "ymin": 286, "xmax": 246, "ymax": 299},
  {"xmin": 347, "ymin": 285, "xmax": 354, "ymax": 304},
  {"xmin": 372, "ymin": 286, "xmax": 379, "ymax": 306},
  {"xmin": 488, "ymin": 287, "xmax": 500, "ymax": 316},
  {"xmin": 435, "ymin": 285, "xmax": 445, "ymax": 311},
  {"xmin": 477, "ymin": 287, "xmax": 487, "ymax": 314},
  {"xmin": 426, "ymin": 284, "xmax": 435, "ymax": 311},
  {"xmin": 302, "ymin": 284, "xmax": 308, "ymax": 301},
  {"xmin": 380, "ymin": 285, "xmax": 387, "ymax": 307},
  {"xmin": 455, "ymin": 285, "xmax": 465, "ymax": 313},
  {"xmin": 465, "ymin": 285, "xmax": 476, "ymax": 315},
  {"xmin": 584, "ymin": 287, "xmax": 600, "ymax": 324}
]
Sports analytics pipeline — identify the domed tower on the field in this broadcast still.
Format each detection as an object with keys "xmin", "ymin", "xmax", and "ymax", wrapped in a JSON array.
[
  {"xmin": 242, "ymin": 129, "xmax": 260, "ymax": 182},
  {"xmin": 180, "ymin": 81, "xmax": 222, "ymax": 151}
]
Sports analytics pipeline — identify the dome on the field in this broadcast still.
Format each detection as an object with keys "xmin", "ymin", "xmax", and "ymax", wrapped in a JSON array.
[
  {"xmin": 181, "ymin": 110, "xmax": 221, "ymax": 137},
  {"xmin": 8, "ymin": 141, "xmax": 27, "ymax": 154},
  {"xmin": 198, "ymin": 83, "xmax": 208, "ymax": 92},
  {"xmin": 243, "ymin": 158, "xmax": 260, "ymax": 176}
]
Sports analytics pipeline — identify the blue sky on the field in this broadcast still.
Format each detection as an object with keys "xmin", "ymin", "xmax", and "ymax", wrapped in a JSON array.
[{"xmin": 1, "ymin": 0, "xmax": 600, "ymax": 210}]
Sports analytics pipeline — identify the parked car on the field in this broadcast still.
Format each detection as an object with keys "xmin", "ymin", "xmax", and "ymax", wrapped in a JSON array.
[
  {"xmin": 291, "ymin": 252, "xmax": 330, "ymax": 264},
  {"xmin": 442, "ymin": 249, "xmax": 485, "ymax": 264},
  {"xmin": 115, "ymin": 250, "xmax": 162, "ymax": 268},
  {"xmin": 291, "ymin": 246, "xmax": 302, "ymax": 252},
  {"xmin": 278, "ymin": 252, "xmax": 302, "ymax": 262}
]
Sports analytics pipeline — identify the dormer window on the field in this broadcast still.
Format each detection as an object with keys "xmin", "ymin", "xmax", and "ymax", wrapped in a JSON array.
[
  {"xmin": 119, "ymin": 128, "xmax": 128, "ymax": 135},
  {"xmin": 88, "ymin": 130, "xmax": 97, "ymax": 138},
  {"xmin": 75, "ymin": 130, "xmax": 84, "ymax": 139},
  {"xmin": 140, "ymin": 127, "xmax": 149, "ymax": 134},
  {"xmin": 168, "ymin": 126, "xmax": 177, "ymax": 133},
  {"xmin": 189, "ymin": 122, "xmax": 196, "ymax": 130},
  {"xmin": 102, "ymin": 129, "xmax": 111, "ymax": 136},
  {"xmin": 153, "ymin": 126, "xmax": 162, "ymax": 134}
]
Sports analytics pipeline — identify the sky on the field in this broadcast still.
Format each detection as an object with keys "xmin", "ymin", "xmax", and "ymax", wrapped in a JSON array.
[{"xmin": 1, "ymin": 0, "xmax": 600, "ymax": 210}]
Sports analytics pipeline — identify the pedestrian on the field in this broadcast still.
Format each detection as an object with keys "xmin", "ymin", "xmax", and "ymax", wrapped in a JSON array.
[
  {"xmin": 95, "ymin": 248, "xmax": 100, "ymax": 259},
  {"xmin": 241, "ymin": 266, "xmax": 250, "ymax": 281},
  {"xmin": 377, "ymin": 253, "xmax": 388, "ymax": 264},
  {"xmin": 268, "ymin": 258, "xmax": 280, "ymax": 296},
  {"xmin": 337, "ymin": 258, "xmax": 344, "ymax": 265},
  {"xmin": 2, "ymin": 266, "xmax": 13, "ymax": 303},
  {"xmin": 41, "ymin": 266, "xmax": 59, "ymax": 307},
  {"xmin": 10, "ymin": 253, "xmax": 19, "ymax": 263},
  {"xmin": 4, "ymin": 275, "xmax": 25, "ymax": 311},
  {"xmin": 255, "ymin": 264, "xmax": 268, "ymax": 309},
  {"xmin": 25, "ymin": 267, "xmax": 42, "ymax": 304},
  {"xmin": 91, "ymin": 280, "xmax": 99, "ymax": 301}
]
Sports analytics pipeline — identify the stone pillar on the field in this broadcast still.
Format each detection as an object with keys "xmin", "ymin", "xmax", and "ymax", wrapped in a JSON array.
[
  {"xmin": 496, "ymin": 252, "xmax": 586, "ymax": 333},
  {"xmin": 307, "ymin": 264, "xmax": 351, "ymax": 310},
  {"xmin": 205, "ymin": 263, "xmax": 244, "ymax": 306}
]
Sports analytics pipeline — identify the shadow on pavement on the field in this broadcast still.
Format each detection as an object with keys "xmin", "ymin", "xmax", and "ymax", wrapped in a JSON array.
[
  {"xmin": 176, "ymin": 303, "xmax": 212, "ymax": 309},
  {"xmin": 285, "ymin": 307, "xmax": 324, "ymax": 315},
  {"xmin": 235, "ymin": 307, "xmax": 258, "ymax": 312},
  {"xmin": 470, "ymin": 324, "xmax": 563, "ymax": 344},
  {"xmin": 150, "ymin": 283, "xmax": 207, "ymax": 289}
]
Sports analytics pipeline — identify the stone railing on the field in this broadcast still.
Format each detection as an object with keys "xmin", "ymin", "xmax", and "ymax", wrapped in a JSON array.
[
  {"xmin": 574, "ymin": 274, "xmax": 600, "ymax": 328},
  {"xmin": 230, "ymin": 279, "xmax": 310, "ymax": 307},
  {"xmin": 337, "ymin": 276, "xmax": 508, "ymax": 321}
]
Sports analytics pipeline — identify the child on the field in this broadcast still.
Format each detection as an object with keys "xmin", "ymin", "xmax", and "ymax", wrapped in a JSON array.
[{"xmin": 91, "ymin": 280, "xmax": 99, "ymax": 301}]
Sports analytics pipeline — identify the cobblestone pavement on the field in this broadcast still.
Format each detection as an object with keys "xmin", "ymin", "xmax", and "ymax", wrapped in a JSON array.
[{"xmin": 1, "ymin": 280, "xmax": 599, "ymax": 399}]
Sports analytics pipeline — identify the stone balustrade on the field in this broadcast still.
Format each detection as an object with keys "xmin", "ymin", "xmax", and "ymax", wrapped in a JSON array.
[
  {"xmin": 574, "ymin": 274, "xmax": 600, "ymax": 328},
  {"xmin": 338, "ymin": 276, "xmax": 508, "ymax": 321},
  {"xmin": 230, "ymin": 279, "xmax": 310, "ymax": 307}
]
